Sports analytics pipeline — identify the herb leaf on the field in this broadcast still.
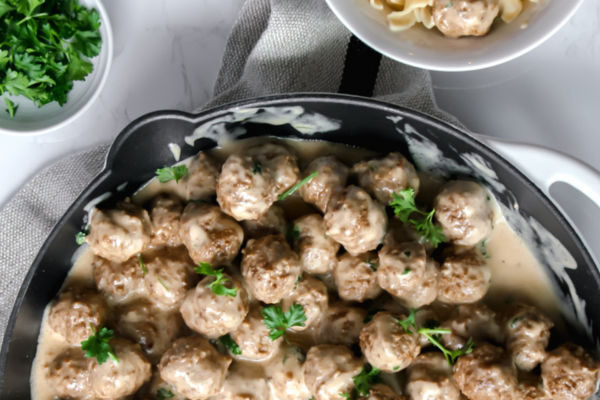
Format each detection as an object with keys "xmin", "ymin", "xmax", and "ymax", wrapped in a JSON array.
[
  {"xmin": 75, "ymin": 230, "xmax": 87, "ymax": 245},
  {"xmin": 365, "ymin": 258, "xmax": 378, "ymax": 272},
  {"xmin": 278, "ymin": 172, "xmax": 318, "ymax": 201},
  {"xmin": 417, "ymin": 328, "xmax": 474, "ymax": 365},
  {"xmin": 286, "ymin": 223, "xmax": 300, "ymax": 245},
  {"xmin": 219, "ymin": 334, "xmax": 242, "ymax": 355},
  {"xmin": 138, "ymin": 254, "xmax": 147, "ymax": 274},
  {"xmin": 262, "ymin": 303, "xmax": 307, "ymax": 341},
  {"xmin": 252, "ymin": 161, "xmax": 262, "ymax": 175},
  {"xmin": 156, "ymin": 388, "xmax": 174, "ymax": 399},
  {"xmin": 353, "ymin": 365, "xmax": 382, "ymax": 396},
  {"xmin": 396, "ymin": 308, "xmax": 417, "ymax": 334},
  {"xmin": 389, "ymin": 189, "xmax": 446, "ymax": 247},
  {"xmin": 155, "ymin": 165, "xmax": 188, "ymax": 183},
  {"xmin": 195, "ymin": 262, "xmax": 237, "ymax": 297},
  {"xmin": 81, "ymin": 325, "xmax": 119, "ymax": 365}
]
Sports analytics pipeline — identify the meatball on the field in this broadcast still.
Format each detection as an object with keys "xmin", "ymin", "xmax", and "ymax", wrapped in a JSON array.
[
  {"xmin": 303, "ymin": 345, "xmax": 363, "ymax": 400},
  {"xmin": 229, "ymin": 305, "xmax": 282, "ymax": 360},
  {"xmin": 359, "ymin": 384, "xmax": 405, "ymax": 400},
  {"xmin": 182, "ymin": 152, "xmax": 221, "ymax": 201},
  {"xmin": 541, "ymin": 343, "xmax": 599, "ymax": 400},
  {"xmin": 360, "ymin": 311, "xmax": 420, "ymax": 373},
  {"xmin": 212, "ymin": 360, "xmax": 271, "ymax": 400},
  {"xmin": 144, "ymin": 372, "xmax": 186, "ymax": 400},
  {"xmin": 266, "ymin": 345, "xmax": 311, "ymax": 400},
  {"xmin": 383, "ymin": 217, "xmax": 431, "ymax": 252},
  {"xmin": 48, "ymin": 288, "xmax": 108, "ymax": 345},
  {"xmin": 413, "ymin": 306, "xmax": 442, "ymax": 348},
  {"xmin": 432, "ymin": 0, "xmax": 499, "ymax": 38},
  {"xmin": 437, "ymin": 246, "xmax": 491, "ymax": 304},
  {"xmin": 93, "ymin": 255, "xmax": 146, "ymax": 305},
  {"xmin": 159, "ymin": 337, "xmax": 232, "ymax": 400},
  {"xmin": 406, "ymin": 353, "xmax": 460, "ymax": 400},
  {"xmin": 334, "ymin": 251, "xmax": 382, "ymax": 302},
  {"xmin": 143, "ymin": 246, "xmax": 197, "ymax": 308},
  {"xmin": 517, "ymin": 373, "xmax": 549, "ymax": 400},
  {"xmin": 116, "ymin": 301, "xmax": 185, "ymax": 364},
  {"xmin": 281, "ymin": 274, "xmax": 329, "ymax": 331},
  {"xmin": 504, "ymin": 304, "xmax": 553, "ymax": 371},
  {"xmin": 440, "ymin": 304, "xmax": 503, "ymax": 351},
  {"xmin": 179, "ymin": 203, "xmax": 244, "ymax": 267},
  {"xmin": 149, "ymin": 194, "xmax": 183, "ymax": 246},
  {"xmin": 353, "ymin": 152, "xmax": 420, "ymax": 205},
  {"xmin": 87, "ymin": 201, "xmax": 152, "ymax": 263},
  {"xmin": 298, "ymin": 156, "xmax": 349, "ymax": 213},
  {"xmin": 180, "ymin": 274, "xmax": 249, "ymax": 338},
  {"xmin": 324, "ymin": 186, "xmax": 388, "ymax": 256},
  {"xmin": 454, "ymin": 344, "xmax": 518, "ymax": 400},
  {"xmin": 241, "ymin": 204, "xmax": 287, "ymax": 240},
  {"xmin": 241, "ymin": 234, "xmax": 301, "ymax": 304},
  {"xmin": 245, "ymin": 142, "xmax": 300, "ymax": 196},
  {"xmin": 377, "ymin": 242, "xmax": 439, "ymax": 308},
  {"xmin": 293, "ymin": 214, "xmax": 340, "ymax": 274},
  {"xmin": 47, "ymin": 349, "xmax": 91, "ymax": 399},
  {"xmin": 320, "ymin": 305, "xmax": 367, "ymax": 346},
  {"xmin": 89, "ymin": 338, "xmax": 152, "ymax": 399},
  {"xmin": 433, "ymin": 181, "xmax": 493, "ymax": 246}
]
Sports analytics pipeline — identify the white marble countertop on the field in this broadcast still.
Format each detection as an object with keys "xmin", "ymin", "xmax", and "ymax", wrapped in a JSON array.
[{"xmin": 0, "ymin": 0, "xmax": 598, "ymax": 258}]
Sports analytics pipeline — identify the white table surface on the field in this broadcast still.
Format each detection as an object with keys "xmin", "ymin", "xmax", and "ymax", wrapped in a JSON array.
[{"xmin": 0, "ymin": 0, "xmax": 598, "ymax": 258}]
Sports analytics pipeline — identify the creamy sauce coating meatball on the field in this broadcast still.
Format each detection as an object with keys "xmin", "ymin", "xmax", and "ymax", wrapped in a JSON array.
[
  {"xmin": 159, "ymin": 337, "xmax": 232, "ymax": 400},
  {"xmin": 437, "ymin": 246, "xmax": 491, "ymax": 304},
  {"xmin": 180, "ymin": 274, "xmax": 249, "ymax": 338},
  {"xmin": 229, "ymin": 305, "xmax": 282, "ymax": 360},
  {"xmin": 359, "ymin": 384, "xmax": 406, "ymax": 400},
  {"xmin": 302, "ymin": 345, "xmax": 363, "ymax": 400},
  {"xmin": 434, "ymin": 180, "xmax": 493, "ymax": 247},
  {"xmin": 150, "ymin": 194, "xmax": 183, "ymax": 247},
  {"xmin": 179, "ymin": 203, "xmax": 244, "ymax": 267},
  {"xmin": 320, "ymin": 305, "xmax": 368, "ymax": 346},
  {"xmin": 144, "ymin": 372, "xmax": 187, "ymax": 400},
  {"xmin": 183, "ymin": 152, "xmax": 221, "ymax": 201},
  {"xmin": 383, "ymin": 218, "xmax": 431, "ymax": 253},
  {"xmin": 241, "ymin": 234, "xmax": 301, "ymax": 304},
  {"xmin": 293, "ymin": 214, "xmax": 340, "ymax": 274},
  {"xmin": 266, "ymin": 345, "xmax": 311, "ymax": 400},
  {"xmin": 541, "ymin": 343, "xmax": 599, "ymax": 400},
  {"xmin": 48, "ymin": 288, "xmax": 108, "ymax": 345},
  {"xmin": 360, "ymin": 311, "xmax": 420, "ymax": 373},
  {"xmin": 432, "ymin": 0, "xmax": 499, "ymax": 38},
  {"xmin": 334, "ymin": 252, "xmax": 382, "ymax": 302},
  {"xmin": 298, "ymin": 156, "xmax": 349, "ymax": 213},
  {"xmin": 210, "ymin": 361, "xmax": 271, "ymax": 400},
  {"xmin": 281, "ymin": 274, "xmax": 328, "ymax": 331},
  {"xmin": 440, "ymin": 304, "xmax": 503, "ymax": 351},
  {"xmin": 324, "ymin": 186, "xmax": 387, "ymax": 256},
  {"xmin": 241, "ymin": 204, "xmax": 287, "ymax": 240},
  {"xmin": 89, "ymin": 338, "xmax": 152, "ymax": 399},
  {"xmin": 87, "ymin": 201, "xmax": 152, "ymax": 263},
  {"xmin": 245, "ymin": 143, "xmax": 300, "ymax": 195},
  {"xmin": 93, "ymin": 255, "xmax": 146, "ymax": 306},
  {"xmin": 353, "ymin": 152, "xmax": 419, "ymax": 205},
  {"xmin": 47, "ymin": 349, "xmax": 92, "ymax": 400},
  {"xmin": 504, "ymin": 304, "xmax": 553, "ymax": 371},
  {"xmin": 406, "ymin": 353, "xmax": 460, "ymax": 400},
  {"xmin": 378, "ymin": 242, "xmax": 439, "ymax": 308}
]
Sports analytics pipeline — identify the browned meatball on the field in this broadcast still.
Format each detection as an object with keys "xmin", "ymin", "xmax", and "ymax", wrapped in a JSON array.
[
  {"xmin": 281, "ymin": 274, "xmax": 328, "ymax": 331},
  {"xmin": 87, "ymin": 201, "xmax": 152, "ymax": 263},
  {"xmin": 293, "ymin": 214, "xmax": 340, "ymax": 274},
  {"xmin": 377, "ymin": 242, "xmax": 439, "ymax": 308},
  {"xmin": 359, "ymin": 384, "xmax": 405, "ymax": 400},
  {"xmin": 440, "ymin": 304, "xmax": 503, "ymax": 351},
  {"xmin": 383, "ymin": 217, "xmax": 432, "ymax": 252},
  {"xmin": 93, "ymin": 255, "xmax": 146, "ymax": 306},
  {"xmin": 266, "ymin": 345, "xmax": 311, "ymax": 400},
  {"xmin": 159, "ymin": 337, "xmax": 232, "ymax": 400},
  {"xmin": 324, "ymin": 186, "xmax": 388, "ymax": 256},
  {"xmin": 541, "ymin": 343, "xmax": 599, "ymax": 400},
  {"xmin": 360, "ymin": 311, "xmax": 420, "ymax": 373},
  {"xmin": 116, "ymin": 301, "xmax": 185, "ymax": 364},
  {"xmin": 518, "ymin": 373, "xmax": 549, "ymax": 400},
  {"xmin": 303, "ymin": 345, "xmax": 363, "ymax": 400},
  {"xmin": 434, "ymin": 181, "xmax": 493, "ymax": 247},
  {"xmin": 241, "ymin": 204, "xmax": 287, "ymax": 240},
  {"xmin": 453, "ymin": 344, "xmax": 519, "ymax": 400},
  {"xmin": 353, "ymin": 152, "xmax": 420, "ymax": 205},
  {"xmin": 299, "ymin": 156, "xmax": 349, "ymax": 213},
  {"xmin": 432, "ymin": 0, "xmax": 499, "ymax": 38},
  {"xmin": 212, "ymin": 360, "xmax": 271, "ymax": 400},
  {"xmin": 182, "ymin": 152, "xmax": 221, "ymax": 201},
  {"xmin": 89, "ymin": 338, "xmax": 152, "ymax": 399},
  {"xmin": 47, "ymin": 349, "xmax": 91, "ymax": 399},
  {"xmin": 245, "ymin": 142, "xmax": 300, "ymax": 196},
  {"xmin": 149, "ymin": 194, "xmax": 183, "ymax": 247},
  {"xmin": 48, "ymin": 288, "xmax": 108, "ymax": 345},
  {"xmin": 437, "ymin": 246, "xmax": 491, "ymax": 304},
  {"xmin": 229, "ymin": 305, "xmax": 282, "ymax": 360},
  {"xmin": 504, "ymin": 304, "xmax": 553, "ymax": 371},
  {"xmin": 334, "ymin": 251, "xmax": 382, "ymax": 302},
  {"xmin": 179, "ymin": 203, "xmax": 244, "ymax": 267},
  {"xmin": 180, "ymin": 274, "xmax": 249, "ymax": 338},
  {"xmin": 144, "ymin": 372, "xmax": 186, "ymax": 400},
  {"xmin": 406, "ymin": 353, "xmax": 460, "ymax": 400},
  {"xmin": 320, "ymin": 305, "xmax": 367, "ymax": 346},
  {"xmin": 241, "ymin": 234, "xmax": 301, "ymax": 304}
]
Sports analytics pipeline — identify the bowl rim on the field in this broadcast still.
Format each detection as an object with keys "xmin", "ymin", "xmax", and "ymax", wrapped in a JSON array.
[
  {"xmin": 0, "ymin": 0, "xmax": 114, "ymax": 137},
  {"xmin": 325, "ymin": 0, "xmax": 586, "ymax": 72}
]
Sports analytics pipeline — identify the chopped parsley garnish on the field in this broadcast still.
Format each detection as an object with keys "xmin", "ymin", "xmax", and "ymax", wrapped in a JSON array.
[
  {"xmin": 219, "ymin": 334, "xmax": 242, "ymax": 355},
  {"xmin": 138, "ymin": 254, "xmax": 147, "ymax": 274},
  {"xmin": 396, "ymin": 308, "xmax": 417, "ymax": 334},
  {"xmin": 155, "ymin": 165, "xmax": 188, "ymax": 183},
  {"xmin": 294, "ymin": 275, "xmax": 302, "ymax": 290},
  {"xmin": 262, "ymin": 303, "xmax": 307, "ymax": 342},
  {"xmin": 278, "ymin": 172, "xmax": 318, "ymax": 201},
  {"xmin": 340, "ymin": 393, "xmax": 351, "ymax": 399},
  {"xmin": 195, "ymin": 262, "xmax": 237, "ymax": 297},
  {"xmin": 363, "ymin": 309, "xmax": 385, "ymax": 324},
  {"xmin": 402, "ymin": 268, "xmax": 411, "ymax": 275},
  {"xmin": 353, "ymin": 365, "xmax": 382, "ymax": 396},
  {"xmin": 156, "ymin": 388, "xmax": 174, "ymax": 399},
  {"xmin": 390, "ymin": 189, "xmax": 446, "ymax": 247},
  {"xmin": 286, "ymin": 223, "xmax": 300, "ymax": 244},
  {"xmin": 510, "ymin": 316, "xmax": 524, "ymax": 329},
  {"xmin": 393, "ymin": 366, "xmax": 400, "ymax": 371},
  {"xmin": 417, "ymin": 328, "xmax": 474, "ymax": 365},
  {"xmin": 479, "ymin": 240, "xmax": 490, "ymax": 259},
  {"xmin": 75, "ymin": 230, "xmax": 87, "ymax": 245},
  {"xmin": 365, "ymin": 258, "xmax": 378, "ymax": 272},
  {"xmin": 252, "ymin": 161, "xmax": 262, "ymax": 175},
  {"xmin": 81, "ymin": 325, "xmax": 118, "ymax": 365},
  {"xmin": 157, "ymin": 276, "xmax": 169, "ymax": 291}
]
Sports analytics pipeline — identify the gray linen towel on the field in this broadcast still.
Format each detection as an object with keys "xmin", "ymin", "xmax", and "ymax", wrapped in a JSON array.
[{"xmin": 0, "ymin": 0, "xmax": 460, "ymax": 349}]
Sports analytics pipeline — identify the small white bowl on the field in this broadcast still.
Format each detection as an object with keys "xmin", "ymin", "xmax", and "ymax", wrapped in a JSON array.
[
  {"xmin": 326, "ymin": 0, "xmax": 584, "ymax": 71},
  {"xmin": 0, "ymin": 0, "xmax": 113, "ymax": 136}
]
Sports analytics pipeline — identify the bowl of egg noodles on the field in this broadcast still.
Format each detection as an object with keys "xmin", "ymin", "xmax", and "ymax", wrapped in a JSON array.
[{"xmin": 325, "ymin": 0, "xmax": 585, "ymax": 71}]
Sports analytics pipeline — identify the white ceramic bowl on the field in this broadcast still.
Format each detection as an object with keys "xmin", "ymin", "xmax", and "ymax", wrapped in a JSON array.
[
  {"xmin": 0, "ymin": 0, "xmax": 113, "ymax": 136},
  {"xmin": 326, "ymin": 0, "xmax": 585, "ymax": 71}
]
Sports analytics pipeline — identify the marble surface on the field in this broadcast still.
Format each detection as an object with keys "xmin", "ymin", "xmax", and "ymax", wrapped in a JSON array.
[{"xmin": 0, "ymin": 0, "xmax": 598, "ymax": 258}]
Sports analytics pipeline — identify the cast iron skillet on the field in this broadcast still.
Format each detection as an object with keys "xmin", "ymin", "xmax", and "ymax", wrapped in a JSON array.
[{"xmin": 1, "ymin": 94, "xmax": 599, "ymax": 399}]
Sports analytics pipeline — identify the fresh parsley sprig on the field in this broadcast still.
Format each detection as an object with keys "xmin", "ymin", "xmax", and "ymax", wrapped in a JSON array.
[
  {"xmin": 219, "ymin": 334, "xmax": 242, "ymax": 355},
  {"xmin": 353, "ymin": 365, "xmax": 382, "ymax": 396},
  {"xmin": 138, "ymin": 254, "xmax": 147, "ymax": 274},
  {"xmin": 262, "ymin": 303, "xmax": 307, "ymax": 342},
  {"xmin": 81, "ymin": 325, "xmax": 118, "ymax": 365},
  {"xmin": 278, "ymin": 172, "xmax": 318, "ymax": 201},
  {"xmin": 156, "ymin": 388, "xmax": 174, "ymax": 399},
  {"xmin": 195, "ymin": 262, "xmax": 237, "ymax": 297},
  {"xmin": 389, "ymin": 189, "xmax": 446, "ymax": 247},
  {"xmin": 252, "ymin": 161, "xmax": 262, "ymax": 175},
  {"xmin": 417, "ymin": 329, "xmax": 474, "ymax": 365},
  {"xmin": 155, "ymin": 165, "xmax": 188, "ymax": 183},
  {"xmin": 396, "ymin": 308, "xmax": 417, "ymax": 334},
  {"xmin": 75, "ymin": 230, "xmax": 88, "ymax": 245}
]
